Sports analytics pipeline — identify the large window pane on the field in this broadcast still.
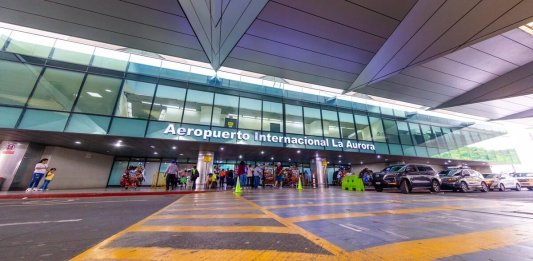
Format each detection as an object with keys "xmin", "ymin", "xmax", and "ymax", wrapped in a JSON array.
[
  {"xmin": 51, "ymin": 40, "xmax": 94, "ymax": 65},
  {"xmin": 409, "ymin": 123, "xmax": 425, "ymax": 145},
  {"xmin": 108, "ymin": 118, "xmax": 147, "ymax": 137},
  {"xmin": 285, "ymin": 104, "xmax": 303, "ymax": 134},
  {"xmin": 182, "ymin": 89, "xmax": 214, "ymax": 125},
  {"xmin": 27, "ymin": 68, "xmax": 84, "ymax": 111},
  {"xmin": 65, "ymin": 114, "xmax": 110, "ymax": 134},
  {"xmin": 339, "ymin": 112, "xmax": 355, "ymax": 139},
  {"xmin": 322, "ymin": 110, "xmax": 339, "ymax": 138},
  {"xmin": 0, "ymin": 106, "xmax": 22, "ymax": 128},
  {"xmin": 397, "ymin": 122, "xmax": 413, "ymax": 145},
  {"xmin": 114, "ymin": 80, "xmax": 156, "ymax": 119},
  {"xmin": 127, "ymin": 54, "xmax": 161, "ymax": 77},
  {"xmin": 304, "ymin": 107, "xmax": 322, "ymax": 136},
  {"xmin": 369, "ymin": 117, "xmax": 386, "ymax": 142},
  {"xmin": 421, "ymin": 125, "xmax": 436, "ymax": 147},
  {"xmin": 383, "ymin": 119, "xmax": 400, "ymax": 144},
  {"xmin": 0, "ymin": 29, "xmax": 10, "ymax": 49},
  {"xmin": 91, "ymin": 48, "xmax": 129, "ymax": 71},
  {"xmin": 150, "ymin": 85, "xmax": 186, "ymax": 122},
  {"xmin": 262, "ymin": 101, "xmax": 282, "ymax": 132},
  {"xmin": 6, "ymin": 31, "xmax": 54, "ymax": 58},
  {"xmin": 211, "ymin": 94, "xmax": 238, "ymax": 127},
  {"xmin": 0, "ymin": 60, "xmax": 42, "ymax": 106},
  {"xmin": 18, "ymin": 109, "xmax": 68, "ymax": 131},
  {"xmin": 74, "ymin": 75, "xmax": 121, "ymax": 115},
  {"xmin": 354, "ymin": 114, "xmax": 372, "ymax": 141},
  {"xmin": 239, "ymin": 97, "xmax": 261, "ymax": 130},
  {"xmin": 432, "ymin": 126, "xmax": 447, "ymax": 149}
]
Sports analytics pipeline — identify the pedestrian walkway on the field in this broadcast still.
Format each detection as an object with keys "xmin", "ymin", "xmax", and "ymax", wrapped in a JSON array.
[
  {"xmin": 0, "ymin": 188, "xmax": 207, "ymax": 199},
  {"xmin": 72, "ymin": 189, "xmax": 533, "ymax": 260}
]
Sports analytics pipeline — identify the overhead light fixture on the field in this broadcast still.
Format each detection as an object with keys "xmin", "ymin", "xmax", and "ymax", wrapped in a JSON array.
[
  {"xmin": 117, "ymin": 140, "xmax": 122, "ymax": 143},
  {"xmin": 338, "ymin": 160, "xmax": 342, "ymax": 163},
  {"xmin": 360, "ymin": 161, "xmax": 363, "ymax": 165},
  {"xmin": 271, "ymin": 157, "xmax": 274, "ymax": 160},
  {"xmin": 261, "ymin": 151, "xmax": 264, "ymax": 154},
  {"xmin": 74, "ymin": 141, "xmax": 81, "ymax": 144},
  {"xmin": 105, "ymin": 89, "xmax": 112, "ymax": 93},
  {"xmin": 154, "ymin": 152, "xmax": 158, "ymax": 155},
  {"xmin": 239, "ymin": 155, "xmax": 242, "ymax": 159},
  {"xmin": 114, "ymin": 143, "xmax": 122, "ymax": 147},
  {"xmin": 220, "ymin": 147, "xmax": 224, "ymax": 151},
  {"xmin": 297, "ymin": 150, "xmax": 301, "ymax": 154},
  {"xmin": 288, "ymin": 158, "xmax": 291, "ymax": 161},
  {"xmin": 150, "ymin": 145, "xmax": 155, "ymax": 149},
  {"xmin": 179, "ymin": 153, "xmax": 184, "ymax": 156},
  {"xmin": 338, "ymin": 155, "xmax": 342, "ymax": 158},
  {"xmin": 172, "ymin": 146, "xmax": 177, "ymax": 150},
  {"xmin": 86, "ymin": 92, "xmax": 102, "ymax": 98},
  {"xmin": 377, "ymin": 155, "xmax": 381, "ymax": 159}
]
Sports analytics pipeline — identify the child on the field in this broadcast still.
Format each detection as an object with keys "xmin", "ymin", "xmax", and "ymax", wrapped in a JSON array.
[
  {"xmin": 180, "ymin": 172, "xmax": 188, "ymax": 189},
  {"xmin": 39, "ymin": 168, "xmax": 56, "ymax": 191}
]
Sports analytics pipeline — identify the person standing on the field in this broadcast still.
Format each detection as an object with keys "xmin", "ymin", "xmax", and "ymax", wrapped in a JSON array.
[
  {"xmin": 26, "ymin": 158, "xmax": 49, "ymax": 192},
  {"xmin": 164, "ymin": 160, "xmax": 178, "ymax": 191},
  {"xmin": 190, "ymin": 166, "xmax": 199, "ymax": 190},
  {"xmin": 274, "ymin": 162, "xmax": 283, "ymax": 189},
  {"xmin": 219, "ymin": 168, "xmax": 226, "ymax": 189},
  {"xmin": 253, "ymin": 165, "xmax": 263, "ymax": 189},
  {"xmin": 237, "ymin": 161, "xmax": 246, "ymax": 188},
  {"xmin": 247, "ymin": 164, "xmax": 253, "ymax": 189},
  {"xmin": 39, "ymin": 168, "xmax": 56, "ymax": 191}
]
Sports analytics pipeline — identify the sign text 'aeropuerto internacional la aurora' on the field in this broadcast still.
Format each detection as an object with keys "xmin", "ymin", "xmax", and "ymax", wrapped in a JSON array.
[{"xmin": 163, "ymin": 124, "xmax": 376, "ymax": 150}]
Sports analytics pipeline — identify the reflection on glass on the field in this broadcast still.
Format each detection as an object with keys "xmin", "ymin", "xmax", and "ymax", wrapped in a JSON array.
[
  {"xmin": 262, "ymin": 101, "xmax": 283, "ymax": 132},
  {"xmin": 304, "ymin": 107, "xmax": 322, "ymax": 136},
  {"xmin": 74, "ymin": 75, "xmax": 121, "ymax": 115},
  {"xmin": 397, "ymin": 122, "xmax": 413, "ymax": 145},
  {"xmin": 339, "ymin": 112, "xmax": 356, "ymax": 139},
  {"xmin": 51, "ymin": 40, "xmax": 94, "ymax": 65},
  {"xmin": 114, "ymin": 80, "xmax": 156, "ymax": 119},
  {"xmin": 65, "ymin": 114, "xmax": 110, "ymax": 134},
  {"xmin": 27, "ymin": 68, "xmax": 84, "ymax": 111},
  {"xmin": 6, "ymin": 31, "xmax": 55, "ymax": 58},
  {"xmin": 354, "ymin": 114, "xmax": 372, "ymax": 141},
  {"xmin": 182, "ymin": 89, "xmax": 214, "ymax": 125},
  {"xmin": 383, "ymin": 119, "xmax": 400, "ymax": 144},
  {"xmin": 285, "ymin": 104, "xmax": 303, "ymax": 134},
  {"xmin": 0, "ymin": 29, "xmax": 11, "ymax": 49},
  {"xmin": 0, "ymin": 60, "xmax": 42, "ymax": 106},
  {"xmin": 322, "ymin": 110, "xmax": 339, "ymax": 138},
  {"xmin": 212, "ymin": 94, "xmax": 238, "ymax": 127},
  {"xmin": 128, "ymin": 54, "xmax": 161, "ymax": 77},
  {"xmin": 421, "ymin": 125, "xmax": 436, "ymax": 147},
  {"xmin": 91, "ymin": 48, "xmax": 130, "ymax": 71},
  {"xmin": 369, "ymin": 117, "xmax": 386, "ymax": 142},
  {"xmin": 239, "ymin": 97, "xmax": 261, "ymax": 130},
  {"xmin": 150, "ymin": 85, "xmax": 186, "ymax": 122},
  {"xmin": 409, "ymin": 123, "xmax": 425, "ymax": 145}
]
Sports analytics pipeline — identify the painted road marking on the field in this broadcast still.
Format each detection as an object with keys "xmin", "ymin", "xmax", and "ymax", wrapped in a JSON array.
[
  {"xmin": 0, "ymin": 219, "xmax": 82, "ymax": 227},
  {"xmin": 264, "ymin": 197, "xmax": 473, "ymax": 209},
  {"xmin": 350, "ymin": 225, "xmax": 533, "ymax": 260},
  {"xmin": 338, "ymin": 223, "xmax": 364, "ymax": 232},
  {"xmin": 149, "ymin": 214, "xmax": 269, "ymax": 219},
  {"xmin": 285, "ymin": 205, "xmax": 490, "ymax": 222},
  {"xmin": 129, "ymin": 225, "xmax": 298, "ymax": 234},
  {"xmin": 1, "ymin": 199, "xmax": 148, "ymax": 207}
]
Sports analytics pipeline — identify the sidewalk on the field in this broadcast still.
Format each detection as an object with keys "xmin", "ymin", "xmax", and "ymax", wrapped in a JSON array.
[{"xmin": 0, "ymin": 187, "xmax": 212, "ymax": 200}]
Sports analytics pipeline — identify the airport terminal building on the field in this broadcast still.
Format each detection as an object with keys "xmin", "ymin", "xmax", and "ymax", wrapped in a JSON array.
[{"xmin": 0, "ymin": 1, "xmax": 530, "ymax": 191}]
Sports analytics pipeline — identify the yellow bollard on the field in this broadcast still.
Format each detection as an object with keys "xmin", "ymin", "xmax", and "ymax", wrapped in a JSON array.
[{"xmin": 297, "ymin": 176, "xmax": 303, "ymax": 191}]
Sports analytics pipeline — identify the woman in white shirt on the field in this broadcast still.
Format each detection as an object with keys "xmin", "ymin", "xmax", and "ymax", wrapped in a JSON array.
[{"xmin": 26, "ymin": 158, "xmax": 49, "ymax": 192}]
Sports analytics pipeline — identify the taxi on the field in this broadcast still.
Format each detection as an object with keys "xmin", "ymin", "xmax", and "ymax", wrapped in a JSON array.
[{"xmin": 511, "ymin": 173, "xmax": 533, "ymax": 191}]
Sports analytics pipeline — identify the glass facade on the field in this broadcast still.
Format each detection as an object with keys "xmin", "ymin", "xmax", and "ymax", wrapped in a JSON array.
[{"xmin": 0, "ymin": 27, "xmax": 515, "ymax": 163}]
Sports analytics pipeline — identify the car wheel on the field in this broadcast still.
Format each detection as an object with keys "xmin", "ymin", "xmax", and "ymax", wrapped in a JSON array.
[
  {"xmin": 460, "ymin": 182, "xmax": 469, "ymax": 193},
  {"xmin": 499, "ymin": 183, "xmax": 506, "ymax": 192},
  {"xmin": 430, "ymin": 180, "xmax": 440, "ymax": 193},
  {"xmin": 480, "ymin": 182, "xmax": 488, "ymax": 192},
  {"xmin": 400, "ymin": 180, "xmax": 410, "ymax": 194},
  {"xmin": 515, "ymin": 184, "xmax": 521, "ymax": 191},
  {"xmin": 375, "ymin": 187, "xmax": 383, "ymax": 192}
]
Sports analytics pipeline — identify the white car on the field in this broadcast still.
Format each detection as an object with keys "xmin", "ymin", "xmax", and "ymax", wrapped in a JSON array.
[{"xmin": 482, "ymin": 173, "xmax": 521, "ymax": 191}]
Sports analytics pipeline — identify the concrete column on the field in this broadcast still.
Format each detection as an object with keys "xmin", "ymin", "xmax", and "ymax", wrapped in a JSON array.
[
  {"xmin": 0, "ymin": 142, "xmax": 45, "ymax": 191},
  {"xmin": 310, "ymin": 156, "xmax": 327, "ymax": 188},
  {"xmin": 196, "ymin": 151, "xmax": 214, "ymax": 190}
]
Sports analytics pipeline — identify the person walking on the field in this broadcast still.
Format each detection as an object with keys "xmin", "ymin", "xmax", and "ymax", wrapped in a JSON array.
[
  {"xmin": 219, "ymin": 168, "xmax": 226, "ymax": 189},
  {"xmin": 247, "ymin": 164, "xmax": 253, "ymax": 189},
  {"xmin": 190, "ymin": 166, "xmax": 199, "ymax": 190},
  {"xmin": 274, "ymin": 162, "xmax": 283, "ymax": 189},
  {"xmin": 26, "ymin": 158, "xmax": 49, "ymax": 192},
  {"xmin": 164, "ymin": 160, "xmax": 178, "ymax": 191},
  {"xmin": 39, "ymin": 168, "xmax": 56, "ymax": 191},
  {"xmin": 253, "ymin": 164, "xmax": 263, "ymax": 189}
]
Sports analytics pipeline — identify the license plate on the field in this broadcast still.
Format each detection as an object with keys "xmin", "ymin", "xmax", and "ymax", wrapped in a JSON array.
[{"xmin": 375, "ymin": 182, "xmax": 381, "ymax": 185}]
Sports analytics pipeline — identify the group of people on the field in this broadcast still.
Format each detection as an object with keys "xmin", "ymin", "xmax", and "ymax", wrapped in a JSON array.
[
  {"xmin": 120, "ymin": 165, "xmax": 145, "ymax": 190},
  {"xmin": 26, "ymin": 158, "xmax": 57, "ymax": 192},
  {"xmin": 163, "ymin": 161, "xmax": 200, "ymax": 191},
  {"xmin": 335, "ymin": 167, "xmax": 374, "ymax": 186}
]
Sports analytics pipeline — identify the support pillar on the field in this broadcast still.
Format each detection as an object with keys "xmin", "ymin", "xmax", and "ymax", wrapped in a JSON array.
[
  {"xmin": 310, "ymin": 156, "xmax": 328, "ymax": 188},
  {"xmin": 196, "ymin": 151, "xmax": 214, "ymax": 190}
]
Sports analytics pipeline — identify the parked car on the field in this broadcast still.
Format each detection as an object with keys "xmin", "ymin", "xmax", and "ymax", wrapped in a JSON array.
[
  {"xmin": 439, "ymin": 168, "xmax": 488, "ymax": 192},
  {"xmin": 510, "ymin": 173, "xmax": 533, "ymax": 191},
  {"xmin": 372, "ymin": 164, "xmax": 441, "ymax": 194},
  {"xmin": 482, "ymin": 173, "xmax": 521, "ymax": 191}
]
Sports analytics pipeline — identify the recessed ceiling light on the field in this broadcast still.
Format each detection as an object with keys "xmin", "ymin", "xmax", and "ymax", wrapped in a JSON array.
[
  {"xmin": 360, "ymin": 161, "xmax": 363, "ymax": 164},
  {"xmin": 117, "ymin": 140, "xmax": 122, "ymax": 143},
  {"xmin": 270, "ymin": 157, "xmax": 274, "ymax": 160},
  {"xmin": 74, "ymin": 141, "xmax": 81, "ymax": 144},
  {"xmin": 377, "ymin": 155, "xmax": 381, "ymax": 159},
  {"xmin": 154, "ymin": 152, "xmax": 158, "ymax": 155},
  {"xmin": 220, "ymin": 147, "xmax": 224, "ymax": 151},
  {"xmin": 288, "ymin": 158, "xmax": 291, "ymax": 161},
  {"xmin": 150, "ymin": 145, "xmax": 155, "ymax": 148},
  {"xmin": 105, "ymin": 89, "xmax": 112, "ymax": 93},
  {"xmin": 297, "ymin": 150, "xmax": 301, "ymax": 154},
  {"xmin": 261, "ymin": 151, "xmax": 264, "ymax": 154},
  {"xmin": 114, "ymin": 143, "xmax": 121, "ymax": 147},
  {"xmin": 179, "ymin": 153, "xmax": 184, "ymax": 156},
  {"xmin": 86, "ymin": 92, "xmax": 102, "ymax": 98},
  {"xmin": 338, "ymin": 155, "xmax": 342, "ymax": 158},
  {"xmin": 172, "ymin": 146, "xmax": 177, "ymax": 150},
  {"xmin": 239, "ymin": 155, "xmax": 242, "ymax": 159},
  {"xmin": 338, "ymin": 160, "xmax": 341, "ymax": 163}
]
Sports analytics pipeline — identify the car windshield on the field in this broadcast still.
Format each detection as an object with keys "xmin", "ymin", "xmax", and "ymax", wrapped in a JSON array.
[
  {"xmin": 513, "ymin": 173, "xmax": 533, "ymax": 177},
  {"xmin": 482, "ymin": 174, "xmax": 497, "ymax": 179},
  {"xmin": 439, "ymin": 169, "xmax": 462, "ymax": 177},
  {"xmin": 382, "ymin": 165, "xmax": 404, "ymax": 172}
]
